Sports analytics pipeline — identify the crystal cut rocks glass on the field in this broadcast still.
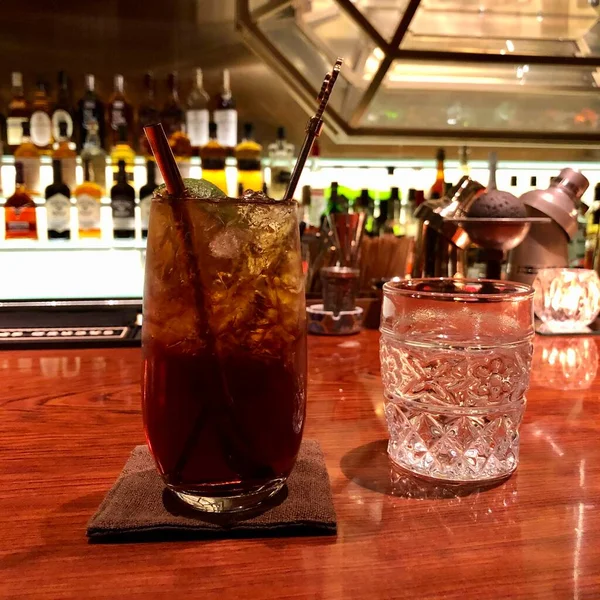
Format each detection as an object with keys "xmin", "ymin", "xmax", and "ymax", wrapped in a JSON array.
[{"xmin": 380, "ymin": 278, "xmax": 534, "ymax": 483}]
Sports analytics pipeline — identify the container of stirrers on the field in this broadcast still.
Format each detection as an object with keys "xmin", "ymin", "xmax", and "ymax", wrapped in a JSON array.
[{"xmin": 359, "ymin": 235, "xmax": 413, "ymax": 291}]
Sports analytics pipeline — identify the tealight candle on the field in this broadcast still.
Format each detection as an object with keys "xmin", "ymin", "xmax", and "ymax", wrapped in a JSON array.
[{"xmin": 533, "ymin": 268, "xmax": 600, "ymax": 333}]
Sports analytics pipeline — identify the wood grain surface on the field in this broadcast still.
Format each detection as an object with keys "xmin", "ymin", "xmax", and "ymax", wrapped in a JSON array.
[{"xmin": 1, "ymin": 331, "xmax": 599, "ymax": 599}]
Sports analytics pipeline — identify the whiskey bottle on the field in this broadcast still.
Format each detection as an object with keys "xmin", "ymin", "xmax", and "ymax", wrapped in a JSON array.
[
  {"xmin": 110, "ymin": 125, "xmax": 135, "ymax": 180},
  {"xmin": 7, "ymin": 72, "xmax": 30, "ymax": 152},
  {"xmin": 52, "ymin": 120, "xmax": 77, "ymax": 190},
  {"xmin": 138, "ymin": 72, "xmax": 159, "ymax": 156},
  {"xmin": 30, "ymin": 79, "xmax": 53, "ymax": 154},
  {"xmin": 139, "ymin": 160, "xmax": 158, "ymax": 239},
  {"xmin": 51, "ymin": 71, "xmax": 74, "ymax": 143},
  {"xmin": 80, "ymin": 120, "xmax": 107, "ymax": 191},
  {"xmin": 75, "ymin": 159, "xmax": 103, "ymax": 239},
  {"xmin": 161, "ymin": 72, "xmax": 184, "ymax": 137},
  {"xmin": 213, "ymin": 69, "xmax": 237, "ymax": 148},
  {"xmin": 267, "ymin": 126, "xmax": 294, "ymax": 199},
  {"xmin": 235, "ymin": 123, "xmax": 262, "ymax": 192},
  {"xmin": 45, "ymin": 159, "xmax": 71, "ymax": 240},
  {"xmin": 14, "ymin": 121, "xmax": 41, "ymax": 196},
  {"xmin": 77, "ymin": 74, "xmax": 105, "ymax": 150},
  {"xmin": 111, "ymin": 159, "xmax": 135, "ymax": 239},
  {"xmin": 5, "ymin": 162, "xmax": 38, "ymax": 240},
  {"xmin": 108, "ymin": 74, "xmax": 134, "ymax": 149},
  {"xmin": 186, "ymin": 68, "xmax": 210, "ymax": 151},
  {"xmin": 356, "ymin": 188, "xmax": 375, "ymax": 235},
  {"xmin": 169, "ymin": 128, "xmax": 193, "ymax": 178},
  {"xmin": 200, "ymin": 122, "xmax": 228, "ymax": 194},
  {"xmin": 429, "ymin": 148, "xmax": 446, "ymax": 199}
]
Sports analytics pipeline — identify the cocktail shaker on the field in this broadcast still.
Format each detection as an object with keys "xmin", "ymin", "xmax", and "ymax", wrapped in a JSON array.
[
  {"xmin": 507, "ymin": 169, "xmax": 589, "ymax": 285},
  {"xmin": 412, "ymin": 176, "xmax": 485, "ymax": 277}
]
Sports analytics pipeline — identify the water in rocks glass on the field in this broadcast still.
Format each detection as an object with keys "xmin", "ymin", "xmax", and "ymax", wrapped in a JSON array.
[
  {"xmin": 380, "ymin": 279, "xmax": 534, "ymax": 482},
  {"xmin": 142, "ymin": 181, "xmax": 307, "ymax": 512}
]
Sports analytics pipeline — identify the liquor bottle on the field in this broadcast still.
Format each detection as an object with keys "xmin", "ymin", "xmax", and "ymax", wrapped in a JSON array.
[
  {"xmin": 379, "ymin": 188, "xmax": 402, "ymax": 236},
  {"xmin": 5, "ymin": 163, "xmax": 38, "ymax": 240},
  {"xmin": 108, "ymin": 74, "xmax": 134, "ymax": 149},
  {"xmin": 356, "ymin": 188, "xmax": 375, "ymax": 235},
  {"xmin": 138, "ymin": 72, "xmax": 159, "ymax": 156},
  {"xmin": 429, "ymin": 148, "xmax": 446, "ymax": 199},
  {"xmin": 585, "ymin": 184, "xmax": 600, "ymax": 268},
  {"xmin": 403, "ymin": 188, "xmax": 418, "ymax": 237},
  {"xmin": 213, "ymin": 69, "xmax": 237, "ymax": 148},
  {"xmin": 487, "ymin": 152, "xmax": 497, "ymax": 190},
  {"xmin": 169, "ymin": 127, "xmax": 193, "ymax": 178},
  {"xmin": 75, "ymin": 159, "xmax": 103, "ymax": 239},
  {"xmin": 14, "ymin": 122, "xmax": 41, "ymax": 196},
  {"xmin": 51, "ymin": 70, "xmax": 74, "ymax": 143},
  {"xmin": 139, "ymin": 160, "xmax": 158, "ymax": 239},
  {"xmin": 161, "ymin": 72, "xmax": 185, "ymax": 137},
  {"xmin": 110, "ymin": 125, "xmax": 135, "ymax": 179},
  {"xmin": 7, "ymin": 72, "xmax": 30, "ymax": 152},
  {"xmin": 326, "ymin": 182, "xmax": 344, "ymax": 215},
  {"xmin": 267, "ymin": 126, "xmax": 295, "ymax": 199},
  {"xmin": 77, "ymin": 74, "xmax": 105, "ymax": 150},
  {"xmin": 235, "ymin": 122, "xmax": 263, "ymax": 192},
  {"xmin": 299, "ymin": 185, "xmax": 311, "ymax": 225},
  {"xmin": 45, "ymin": 159, "xmax": 71, "ymax": 240},
  {"xmin": 185, "ymin": 68, "xmax": 210, "ymax": 151},
  {"xmin": 377, "ymin": 190, "xmax": 390, "ymax": 235},
  {"xmin": 30, "ymin": 80, "xmax": 53, "ymax": 154},
  {"xmin": 111, "ymin": 159, "xmax": 135, "ymax": 239},
  {"xmin": 200, "ymin": 122, "xmax": 228, "ymax": 193},
  {"xmin": 80, "ymin": 120, "xmax": 107, "ymax": 191},
  {"xmin": 52, "ymin": 120, "xmax": 77, "ymax": 190},
  {"xmin": 586, "ymin": 183, "xmax": 600, "ymax": 238},
  {"xmin": 459, "ymin": 146, "xmax": 470, "ymax": 177},
  {"xmin": 412, "ymin": 189, "xmax": 423, "ymax": 208}
]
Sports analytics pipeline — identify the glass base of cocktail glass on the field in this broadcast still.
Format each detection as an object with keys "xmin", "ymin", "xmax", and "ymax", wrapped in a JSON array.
[
  {"xmin": 170, "ymin": 478, "xmax": 286, "ymax": 513},
  {"xmin": 384, "ymin": 396, "xmax": 523, "ymax": 483}
]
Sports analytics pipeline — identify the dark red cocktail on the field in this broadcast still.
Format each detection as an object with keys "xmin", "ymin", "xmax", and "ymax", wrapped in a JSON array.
[{"xmin": 142, "ymin": 186, "xmax": 306, "ymax": 512}]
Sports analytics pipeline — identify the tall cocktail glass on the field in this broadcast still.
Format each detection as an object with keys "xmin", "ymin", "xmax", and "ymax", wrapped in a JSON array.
[{"xmin": 142, "ymin": 187, "xmax": 307, "ymax": 512}]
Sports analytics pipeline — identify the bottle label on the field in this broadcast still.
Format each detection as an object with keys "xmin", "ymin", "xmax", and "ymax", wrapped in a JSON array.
[
  {"xmin": 19, "ymin": 158, "xmax": 42, "ymax": 195},
  {"xmin": 237, "ymin": 159, "xmax": 261, "ymax": 171},
  {"xmin": 5, "ymin": 207, "xmax": 37, "ymax": 238},
  {"xmin": 140, "ymin": 195, "xmax": 152, "ymax": 230},
  {"xmin": 60, "ymin": 157, "xmax": 77, "ymax": 190},
  {"xmin": 30, "ymin": 111, "xmax": 53, "ymax": 147},
  {"xmin": 111, "ymin": 100, "xmax": 127, "ymax": 130},
  {"xmin": 46, "ymin": 193, "xmax": 71, "ymax": 233},
  {"xmin": 201, "ymin": 158, "xmax": 225, "ymax": 170},
  {"xmin": 214, "ymin": 109, "xmax": 237, "ymax": 147},
  {"xmin": 51, "ymin": 109, "xmax": 74, "ymax": 140},
  {"xmin": 7, "ymin": 117, "xmax": 26, "ymax": 146},
  {"xmin": 186, "ymin": 109, "xmax": 209, "ymax": 146},
  {"xmin": 112, "ymin": 196, "xmax": 135, "ymax": 230},
  {"xmin": 82, "ymin": 101, "xmax": 99, "ymax": 130},
  {"xmin": 77, "ymin": 194, "xmax": 101, "ymax": 230}
]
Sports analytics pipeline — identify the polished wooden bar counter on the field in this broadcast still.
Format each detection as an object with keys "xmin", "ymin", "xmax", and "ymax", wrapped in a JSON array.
[{"xmin": 1, "ymin": 331, "xmax": 599, "ymax": 598}]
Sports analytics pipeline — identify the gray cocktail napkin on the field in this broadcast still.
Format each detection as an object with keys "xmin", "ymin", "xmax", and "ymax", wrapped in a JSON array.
[{"xmin": 87, "ymin": 439, "xmax": 337, "ymax": 542}]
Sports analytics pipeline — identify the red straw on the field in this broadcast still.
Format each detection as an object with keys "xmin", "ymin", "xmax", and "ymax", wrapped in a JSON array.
[{"xmin": 143, "ymin": 124, "xmax": 185, "ymax": 196}]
